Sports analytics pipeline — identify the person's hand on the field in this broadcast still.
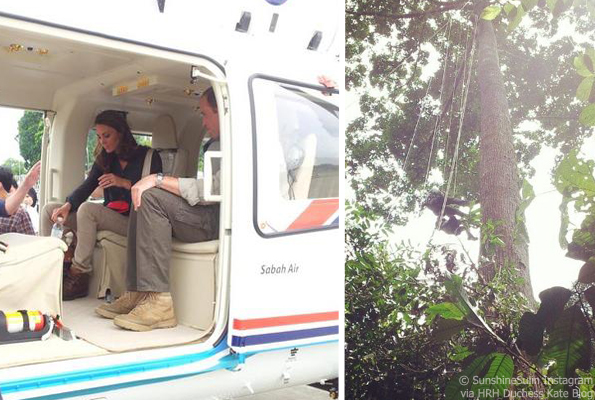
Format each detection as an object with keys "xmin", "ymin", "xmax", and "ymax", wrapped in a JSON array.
[
  {"xmin": 131, "ymin": 175, "xmax": 156, "ymax": 211},
  {"xmin": 23, "ymin": 161, "xmax": 41, "ymax": 189},
  {"xmin": 98, "ymin": 173, "xmax": 130, "ymax": 189},
  {"xmin": 318, "ymin": 75, "xmax": 337, "ymax": 96},
  {"xmin": 51, "ymin": 202, "xmax": 71, "ymax": 223}
]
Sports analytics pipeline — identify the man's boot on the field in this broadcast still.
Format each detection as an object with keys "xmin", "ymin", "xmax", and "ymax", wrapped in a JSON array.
[
  {"xmin": 113, "ymin": 292, "xmax": 177, "ymax": 332},
  {"xmin": 95, "ymin": 291, "xmax": 147, "ymax": 319},
  {"xmin": 63, "ymin": 265, "xmax": 90, "ymax": 301}
]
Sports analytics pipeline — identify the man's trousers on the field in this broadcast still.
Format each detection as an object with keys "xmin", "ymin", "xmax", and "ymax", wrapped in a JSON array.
[{"xmin": 126, "ymin": 188, "xmax": 219, "ymax": 293}]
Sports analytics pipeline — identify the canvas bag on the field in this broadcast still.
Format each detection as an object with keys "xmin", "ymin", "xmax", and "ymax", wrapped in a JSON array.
[{"xmin": 0, "ymin": 233, "xmax": 67, "ymax": 316}]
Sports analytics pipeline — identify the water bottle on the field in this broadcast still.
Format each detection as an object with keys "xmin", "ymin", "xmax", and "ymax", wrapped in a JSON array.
[{"xmin": 51, "ymin": 216, "xmax": 64, "ymax": 239}]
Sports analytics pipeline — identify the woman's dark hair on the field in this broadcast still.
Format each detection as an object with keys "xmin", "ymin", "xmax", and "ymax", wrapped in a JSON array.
[
  {"xmin": 27, "ymin": 187, "xmax": 37, "ymax": 207},
  {"xmin": 93, "ymin": 110, "xmax": 138, "ymax": 171},
  {"xmin": 0, "ymin": 167, "xmax": 14, "ymax": 192}
]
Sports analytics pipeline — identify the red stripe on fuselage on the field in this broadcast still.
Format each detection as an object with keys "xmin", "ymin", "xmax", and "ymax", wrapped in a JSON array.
[
  {"xmin": 286, "ymin": 199, "xmax": 339, "ymax": 231},
  {"xmin": 233, "ymin": 311, "xmax": 339, "ymax": 330}
]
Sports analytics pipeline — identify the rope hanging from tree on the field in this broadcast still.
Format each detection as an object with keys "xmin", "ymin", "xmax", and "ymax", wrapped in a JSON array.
[
  {"xmin": 402, "ymin": 21, "xmax": 452, "ymax": 172},
  {"xmin": 438, "ymin": 17, "xmax": 478, "ymax": 232},
  {"xmin": 442, "ymin": 25, "xmax": 464, "ymax": 180},
  {"xmin": 403, "ymin": 77, "xmax": 433, "ymax": 170},
  {"xmin": 425, "ymin": 17, "xmax": 454, "ymax": 182},
  {"xmin": 443, "ymin": 24, "xmax": 468, "ymax": 199}
]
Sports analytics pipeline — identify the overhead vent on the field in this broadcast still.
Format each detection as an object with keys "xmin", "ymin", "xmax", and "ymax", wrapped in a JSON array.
[
  {"xmin": 269, "ymin": 13, "xmax": 279, "ymax": 33},
  {"xmin": 307, "ymin": 31, "xmax": 322, "ymax": 51},
  {"xmin": 235, "ymin": 12, "xmax": 252, "ymax": 33}
]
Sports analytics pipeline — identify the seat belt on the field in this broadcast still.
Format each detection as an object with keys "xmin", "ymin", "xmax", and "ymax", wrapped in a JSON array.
[{"xmin": 142, "ymin": 149, "xmax": 154, "ymax": 178}]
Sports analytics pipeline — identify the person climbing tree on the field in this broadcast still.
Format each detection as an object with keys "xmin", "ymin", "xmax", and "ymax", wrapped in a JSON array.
[{"xmin": 423, "ymin": 189, "xmax": 477, "ymax": 240}]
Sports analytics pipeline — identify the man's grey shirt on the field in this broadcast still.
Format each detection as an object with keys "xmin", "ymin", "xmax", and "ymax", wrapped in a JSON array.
[{"xmin": 178, "ymin": 140, "xmax": 220, "ymax": 206}]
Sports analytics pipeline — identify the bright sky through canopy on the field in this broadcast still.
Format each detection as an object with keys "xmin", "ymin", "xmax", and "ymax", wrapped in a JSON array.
[
  {"xmin": 0, "ymin": 107, "xmax": 25, "ymax": 165},
  {"xmin": 346, "ymin": 12, "xmax": 594, "ymax": 301}
]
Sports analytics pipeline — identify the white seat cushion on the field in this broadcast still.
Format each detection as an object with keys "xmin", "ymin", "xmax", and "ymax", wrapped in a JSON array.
[
  {"xmin": 96, "ymin": 231, "xmax": 218, "ymax": 255},
  {"xmin": 97, "ymin": 230, "xmax": 126, "ymax": 247},
  {"xmin": 172, "ymin": 239, "xmax": 218, "ymax": 254}
]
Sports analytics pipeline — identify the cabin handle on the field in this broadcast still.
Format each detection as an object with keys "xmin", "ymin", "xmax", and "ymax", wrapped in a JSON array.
[
  {"xmin": 49, "ymin": 168, "xmax": 59, "ymax": 201},
  {"xmin": 204, "ymin": 151, "xmax": 222, "ymax": 202},
  {"xmin": 191, "ymin": 66, "xmax": 226, "ymax": 84}
]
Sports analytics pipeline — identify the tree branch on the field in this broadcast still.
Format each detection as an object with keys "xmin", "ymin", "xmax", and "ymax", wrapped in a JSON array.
[
  {"xmin": 385, "ymin": 19, "xmax": 450, "ymax": 77},
  {"xmin": 429, "ymin": 0, "xmax": 466, "ymax": 5},
  {"xmin": 347, "ymin": 2, "xmax": 469, "ymax": 20},
  {"xmin": 533, "ymin": 115, "xmax": 579, "ymax": 121}
]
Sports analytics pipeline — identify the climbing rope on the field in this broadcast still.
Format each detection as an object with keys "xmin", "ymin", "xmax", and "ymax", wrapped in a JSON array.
[
  {"xmin": 403, "ymin": 76, "xmax": 434, "ymax": 170},
  {"xmin": 438, "ymin": 17, "xmax": 478, "ymax": 231},
  {"xmin": 442, "ymin": 25, "xmax": 463, "ymax": 179},
  {"xmin": 402, "ymin": 21, "xmax": 453, "ymax": 171},
  {"xmin": 425, "ymin": 17, "xmax": 454, "ymax": 182}
]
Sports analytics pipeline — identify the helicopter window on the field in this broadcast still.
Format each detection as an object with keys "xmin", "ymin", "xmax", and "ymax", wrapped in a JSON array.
[{"xmin": 251, "ymin": 77, "xmax": 339, "ymax": 236}]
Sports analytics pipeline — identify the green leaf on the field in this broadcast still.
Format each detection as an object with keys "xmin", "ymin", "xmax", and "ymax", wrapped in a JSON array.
[
  {"xmin": 433, "ymin": 318, "xmax": 468, "ymax": 342},
  {"xmin": 553, "ymin": 149, "xmax": 595, "ymax": 196},
  {"xmin": 471, "ymin": 354, "xmax": 515, "ymax": 399},
  {"xmin": 508, "ymin": 5, "xmax": 526, "ymax": 31},
  {"xmin": 518, "ymin": 312, "xmax": 545, "ymax": 356},
  {"xmin": 515, "ymin": 179, "xmax": 534, "ymax": 245},
  {"xmin": 522, "ymin": 0, "xmax": 540, "ymax": 10},
  {"xmin": 546, "ymin": 0, "xmax": 558, "ymax": 12},
  {"xmin": 536, "ymin": 286, "xmax": 572, "ymax": 330},
  {"xmin": 450, "ymin": 345, "xmax": 473, "ymax": 362},
  {"xmin": 567, "ymin": 215, "xmax": 595, "ymax": 261},
  {"xmin": 427, "ymin": 302, "xmax": 466, "ymax": 320},
  {"xmin": 574, "ymin": 54, "xmax": 594, "ymax": 78},
  {"xmin": 492, "ymin": 237, "xmax": 505, "ymax": 247},
  {"xmin": 584, "ymin": 286, "xmax": 595, "ymax": 311},
  {"xmin": 444, "ymin": 276, "xmax": 479, "ymax": 322},
  {"xmin": 504, "ymin": 2, "xmax": 516, "ymax": 14},
  {"xmin": 549, "ymin": 0, "xmax": 573, "ymax": 16},
  {"xmin": 481, "ymin": 5, "xmax": 502, "ymax": 20},
  {"xmin": 445, "ymin": 275, "xmax": 497, "ymax": 336},
  {"xmin": 578, "ymin": 257, "xmax": 595, "ymax": 283},
  {"xmin": 577, "ymin": 77, "xmax": 595, "ymax": 101},
  {"xmin": 541, "ymin": 305, "xmax": 591, "ymax": 380},
  {"xmin": 586, "ymin": 48, "xmax": 595, "ymax": 73},
  {"xmin": 579, "ymin": 104, "xmax": 595, "ymax": 126},
  {"xmin": 577, "ymin": 48, "xmax": 595, "ymax": 78},
  {"xmin": 518, "ymin": 179, "xmax": 536, "ymax": 220},
  {"xmin": 577, "ymin": 369, "xmax": 595, "ymax": 399},
  {"xmin": 559, "ymin": 192, "xmax": 572, "ymax": 249},
  {"xmin": 445, "ymin": 354, "xmax": 494, "ymax": 400}
]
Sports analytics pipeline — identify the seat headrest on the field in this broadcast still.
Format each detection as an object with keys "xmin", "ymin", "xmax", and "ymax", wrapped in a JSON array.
[{"xmin": 151, "ymin": 114, "xmax": 177, "ymax": 149}]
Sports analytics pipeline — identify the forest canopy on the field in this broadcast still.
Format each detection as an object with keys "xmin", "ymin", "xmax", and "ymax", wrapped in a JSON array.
[{"xmin": 346, "ymin": 0, "xmax": 595, "ymax": 398}]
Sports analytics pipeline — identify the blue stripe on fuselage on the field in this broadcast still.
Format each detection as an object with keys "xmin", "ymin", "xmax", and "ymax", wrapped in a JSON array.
[
  {"xmin": 231, "ymin": 325, "xmax": 339, "ymax": 347},
  {"xmin": 0, "ymin": 338, "xmax": 338, "ymax": 397},
  {"xmin": 0, "ymin": 339, "xmax": 229, "ymax": 395}
]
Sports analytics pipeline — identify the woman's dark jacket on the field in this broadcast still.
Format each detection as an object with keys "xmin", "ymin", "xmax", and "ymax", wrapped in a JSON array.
[{"xmin": 66, "ymin": 146, "xmax": 162, "ymax": 216}]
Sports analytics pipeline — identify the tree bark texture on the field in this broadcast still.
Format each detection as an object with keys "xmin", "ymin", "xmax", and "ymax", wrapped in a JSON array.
[{"xmin": 476, "ymin": 20, "xmax": 534, "ymax": 300}]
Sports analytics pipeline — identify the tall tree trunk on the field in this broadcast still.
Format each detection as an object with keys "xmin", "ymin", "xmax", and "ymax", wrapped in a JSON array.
[{"xmin": 476, "ymin": 19, "xmax": 534, "ymax": 301}]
